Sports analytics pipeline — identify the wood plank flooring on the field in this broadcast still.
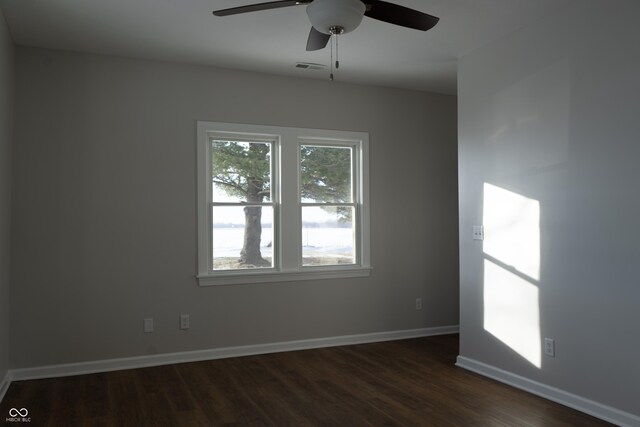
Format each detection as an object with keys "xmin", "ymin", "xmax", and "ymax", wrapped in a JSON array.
[{"xmin": 1, "ymin": 335, "xmax": 613, "ymax": 426}]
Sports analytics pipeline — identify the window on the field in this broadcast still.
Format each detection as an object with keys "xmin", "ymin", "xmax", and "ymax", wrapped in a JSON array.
[
  {"xmin": 197, "ymin": 122, "xmax": 370, "ymax": 286},
  {"xmin": 300, "ymin": 143, "xmax": 355, "ymax": 266},
  {"xmin": 210, "ymin": 138, "xmax": 276, "ymax": 270}
]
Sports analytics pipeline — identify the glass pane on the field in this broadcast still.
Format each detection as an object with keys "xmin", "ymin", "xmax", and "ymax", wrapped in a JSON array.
[
  {"xmin": 300, "ymin": 145, "xmax": 352, "ymax": 203},
  {"xmin": 212, "ymin": 206, "xmax": 274, "ymax": 270},
  {"xmin": 211, "ymin": 139, "xmax": 271, "ymax": 203},
  {"xmin": 302, "ymin": 206, "xmax": 355, "ymax": 266}
]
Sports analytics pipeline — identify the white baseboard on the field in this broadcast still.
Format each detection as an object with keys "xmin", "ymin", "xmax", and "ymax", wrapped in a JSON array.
[
  {"xmin": 456, "ymin": 356, "xmax": 640, "ymax": 427},
  {"xmin": 8, "ymin": 325, "xmax": 458, "ymax": 384}
]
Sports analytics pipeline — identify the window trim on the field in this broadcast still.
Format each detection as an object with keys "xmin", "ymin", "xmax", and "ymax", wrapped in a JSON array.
[{"xmin": 196, "ymin": 121, "xmax": 371, "ymax": 286}]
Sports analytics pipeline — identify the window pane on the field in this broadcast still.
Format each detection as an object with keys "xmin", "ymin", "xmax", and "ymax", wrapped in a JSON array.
[
  {"xmin": 302, "ymin": 206, "xmax": 355, "ymax": 266},
  {"xmin": 211, "ymin": 140, "xmax": 271, "ymax": 203},
  {"xmin": 212, "ymin": 206, "xmax": 274, "ymax": 270},
  {"xmin": 300, "ymin": 145, "xmax": 352, "ymax": 203}
]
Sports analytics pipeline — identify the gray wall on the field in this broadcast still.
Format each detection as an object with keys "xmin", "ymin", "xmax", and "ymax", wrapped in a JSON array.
[
  {"xmin": 0, "ymin": 5, "xmax": 13, "ymax": 385},
  {"xmin": 458, "ymin": 0, "xmax": 640, "ymax": 416},
  {"xmin": 10, "ymin": 47, "xmax": 458, "ymax": 368}
]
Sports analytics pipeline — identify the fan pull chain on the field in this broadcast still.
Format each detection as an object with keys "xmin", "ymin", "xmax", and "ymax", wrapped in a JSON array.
[
  {"xmin": 328, "ymin": 26, "xmax": 345, "ymax": 81},
  {"xmin": 330, "ymin": 33, "xmax": 334, "ymax": 81},
  {"xmin": 335, "ymin": 34, "xmax": 339, "ymax": 69}
]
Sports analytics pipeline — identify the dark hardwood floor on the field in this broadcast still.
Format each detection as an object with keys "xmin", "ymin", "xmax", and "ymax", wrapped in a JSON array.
[{"xmin": 1, "ymin": 335, "xmax": 612, "ymax": 426}]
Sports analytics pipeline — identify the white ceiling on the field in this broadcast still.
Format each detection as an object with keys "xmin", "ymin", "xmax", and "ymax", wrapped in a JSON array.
[{"xmin": 0, "ymin": 0, "xmax": 574, "ymax": 94}]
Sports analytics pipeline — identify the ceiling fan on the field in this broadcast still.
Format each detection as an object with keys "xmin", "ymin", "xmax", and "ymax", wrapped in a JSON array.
[{"xmin": 213, "ymin": 0, "xmax": 439, "ymax": 51}]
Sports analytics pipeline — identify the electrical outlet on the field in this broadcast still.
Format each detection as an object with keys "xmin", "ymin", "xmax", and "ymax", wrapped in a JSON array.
[
  {"xmin": 143, "ymin": 318, "xmax": 154, "ymax": 333},
  {"xmin": 415, "ymin": 298, "xmax": 423, "ymax": 310},
  {"xmin": 180, "ymin": 314, "xmax": 190, "ymax": 330},
  {"xmin": 544, "ymin": 338, "xmax": 555, "ymax": 357}
]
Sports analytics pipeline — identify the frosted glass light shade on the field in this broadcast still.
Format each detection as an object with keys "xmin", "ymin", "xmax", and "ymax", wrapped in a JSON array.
[{"xmin": 306, "ymin": 0, "xmax": 366, "ymax": 34}]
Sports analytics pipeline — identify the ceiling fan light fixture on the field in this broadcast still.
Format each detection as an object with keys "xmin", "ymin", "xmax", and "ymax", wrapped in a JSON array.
[{"xmin": 306, "ymin": 0, "xmax": 366, "ymax": 35}]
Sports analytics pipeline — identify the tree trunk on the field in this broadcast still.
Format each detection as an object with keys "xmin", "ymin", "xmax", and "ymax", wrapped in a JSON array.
[{"xmin": 239, "ymin": 177, "xmax": 270, "ymax": 267}]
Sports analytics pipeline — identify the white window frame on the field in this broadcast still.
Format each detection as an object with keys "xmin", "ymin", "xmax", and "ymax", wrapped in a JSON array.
[{"xmin": 197, "ymin": 121, "xmax": 371, "ymax": 286}]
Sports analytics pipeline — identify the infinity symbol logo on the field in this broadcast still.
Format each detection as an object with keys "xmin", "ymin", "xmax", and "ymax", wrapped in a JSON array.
[{"xmin": 9, "ymin": 408, "xmax": 28, "ymax": 417}]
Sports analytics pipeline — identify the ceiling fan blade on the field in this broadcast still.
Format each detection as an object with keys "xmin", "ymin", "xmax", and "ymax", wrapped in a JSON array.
[
  {"xmin": 363, "ymin": 0, "xmax": 439, "ymax": 31},
  {"xmin": 306, "ymin": 27, "xmax": 330, "ymax": 51},
  {"xmin": 213, "ymin": 0, "xmax": 311, "ymax": 17}
]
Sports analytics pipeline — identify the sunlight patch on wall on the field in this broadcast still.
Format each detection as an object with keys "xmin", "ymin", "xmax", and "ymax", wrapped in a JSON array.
[
  {"xmin": 484, "ymin": 259, "xmax": 541, "ymax": 368},
  {"xmin": 483, "ymin": 183, "xmax": 541, "ymax": 368},
  {"xmin": 483, "ymin": 183, "xmax": 540, "ymax": 281}
]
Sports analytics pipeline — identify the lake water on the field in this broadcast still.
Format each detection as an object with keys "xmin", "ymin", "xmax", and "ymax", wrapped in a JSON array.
[{"xmin": 212, "ymin": 227, "xmax": 354, "ymax": 258}]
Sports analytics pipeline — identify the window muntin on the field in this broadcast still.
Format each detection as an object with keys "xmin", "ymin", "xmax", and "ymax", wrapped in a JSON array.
[{"xmin": 196, "ymin": 122, "xmax": 370, "ymax": 286}]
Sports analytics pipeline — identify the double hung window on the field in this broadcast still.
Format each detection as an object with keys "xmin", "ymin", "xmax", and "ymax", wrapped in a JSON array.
[{"xmin": 197, "ymin": 122, "xmax": 370, "ymax": 285}]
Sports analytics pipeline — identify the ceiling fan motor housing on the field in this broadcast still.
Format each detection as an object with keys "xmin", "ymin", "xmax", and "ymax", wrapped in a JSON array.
[{"xmin": 306, "ymin": 0, "xmax": 366, "ymax": 35}]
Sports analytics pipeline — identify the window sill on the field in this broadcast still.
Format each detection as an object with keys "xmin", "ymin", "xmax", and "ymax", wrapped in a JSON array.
[{"xmin": 197, "ymin": 266, "xmax": 372, "ymax": 287}]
